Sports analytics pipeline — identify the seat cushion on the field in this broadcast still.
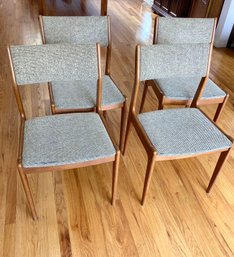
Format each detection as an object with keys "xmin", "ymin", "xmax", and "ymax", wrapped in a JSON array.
[
  {"xmin": 23, "ymin": 113, "xmax": 116, "ymax": 168},
  {"xmin": 153, "ymin": 77, "xmax": 226, "ymax": 100},
  {"xmin": 51, "ymin": 75, "xmax": 125, "ymax": 110},
  {"xmin": 138, "ymin": 108, "xmax": 232, "ymax": 157}
]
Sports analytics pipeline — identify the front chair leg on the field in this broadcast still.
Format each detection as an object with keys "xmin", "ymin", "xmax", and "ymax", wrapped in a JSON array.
[
  {"xmin": 18, "ymin": 165, "xmax": 38, "ymax": 220},
  {"xmin": 213, "ymin": 95, "xmax": 229, "ymax": 123},
  {"xmin": 111, "ymin": 150, "xmax": 120, "ymax": 206},
  {"xmin": 119, "ymin": 99, "xmax": 128, "ymax": 153},
  {"xmin": 206, "ymin": 148, "xmax": 232, "ymax": 193},
  {"xmin": 141, "ymin": 153, "xmax": 156, "ymax": 205}
]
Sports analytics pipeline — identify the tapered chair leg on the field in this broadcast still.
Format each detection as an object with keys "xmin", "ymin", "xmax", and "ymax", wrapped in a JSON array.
[
  {"xmin": 111, "ymin": 150, "xmax": 120, "ymax": 206},
  {"xmin": 206, "ymin": 148, "xmax": 232, "ymax": 193},
  {"xmin": 139, "ymin": 84, "xmax": 149, "ymax": 113},
  {"xmin": 141, "ymin": 153, "xmax": 156, "ymax": 205},
  {"xmin": 213, "ymin": 95, "xmax": 229, "ymax": 123},
  {"xmin": 122, "ymin": 115, "xmax": 132, "ymax": 155},
  {"xmin": 119, "ymin": 99, "xmax": 128, "ymax": 153},
  {"xmin": 18, "ymin": 165, "xmax": 38, "ymax": 220}
]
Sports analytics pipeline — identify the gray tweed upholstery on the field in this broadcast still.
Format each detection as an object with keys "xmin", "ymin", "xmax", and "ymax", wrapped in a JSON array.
[
  {"xmin": 153, "ymin": 77, "xmax": 226, "ymax": 100},
  {"xmin": 10, "ymin": 44, "xmax": 98, "ymax": 85},
  {"xmin": 156, "ymin": 18, "xmax": 215, "ymax": 44},
  {"xmin": 140, "ymin": 44, "xmax": 210, "ymax": 81},
  {"xmin": 138, "ymin": 108, "xmax": 232, "ymax": 157},
  {"xmin": 23, "ymin": 113, "xmax": 116, "ymax": 168},
  {"xmin": 51, "ymin": 75, "xmax": 125, "ymax": 109},
  {"xmin": 42, "ymin": 16, "xmax": 109, "ymax": 47}
]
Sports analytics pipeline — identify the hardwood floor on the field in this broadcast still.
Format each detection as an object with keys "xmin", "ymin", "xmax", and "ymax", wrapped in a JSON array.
[{"xmin": 0, "ymin": 0, "xmax": 234, "ymax": 256}]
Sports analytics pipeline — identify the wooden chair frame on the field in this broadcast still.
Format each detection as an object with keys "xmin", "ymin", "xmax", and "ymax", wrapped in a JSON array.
[
  {"xmin": 123, "ymin": 42, "xmax": 233, "ymax": 205},
  {"xmin": 8, "ymin": 43, "xmax": 120, "ymax": 220},
  {"xmin": 39, "ymin": 15, "xmax": 127, "ymax": 152},
  {"xmin": 139, "ymin": 17, "xmax": 229, "ymax": 123}
]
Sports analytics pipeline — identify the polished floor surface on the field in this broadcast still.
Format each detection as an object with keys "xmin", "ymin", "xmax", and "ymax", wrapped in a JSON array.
[{"xmin": 0, "ymin": 0, "xmax": 234, "ymax": 256}]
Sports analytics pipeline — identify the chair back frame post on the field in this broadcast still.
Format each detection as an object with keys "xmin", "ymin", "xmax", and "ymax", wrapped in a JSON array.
[
  {"xmin": 130, "ymin": 45, "xmax": 141, "ymax": 116},
  {"xmin": 153, "ymin": 16, "xmax": 159, "ymax": 44},
  {"xmin": 39, "ymin": 15, "xmax": 46, "ymax": 44},
  {"xmin": 126, "ymin": 45, "xmax": 156, "ymax": 156},
  {"xmin": 105, "ymin": 15, "xmax": 112, "ymax": 75},
  {"xmin": 8, "ymin": 47, "xmax": 26, "ymax": 120},
  {"xmin": 96, "ymin": 43, "xmax": 103, "ymax": 112}
]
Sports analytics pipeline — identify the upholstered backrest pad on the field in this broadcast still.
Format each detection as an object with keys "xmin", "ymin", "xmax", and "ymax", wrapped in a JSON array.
[
  {"xmin": 42, "ymin": 16, "xmax": 109, "ymax": 47},
  {"xmin": 156, "ymin": 18, "xmax": 215, "ymax": 44},
  {"xmin": 140, "ymin": 44, "xmax": 210, "ymax": 81},
  {"xmin": 10, "ymin": 44, "xmax": 98, "ymax": 85}
]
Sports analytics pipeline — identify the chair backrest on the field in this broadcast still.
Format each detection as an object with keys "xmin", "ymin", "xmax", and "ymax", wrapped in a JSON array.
[
  {"xmin": 139, "ymin": 44, "xmax": 210, "ymax": 81},
  {"xmin": 9, "ymin": 44, "xmax": 99, "ymax": 85},
  {"xmin": 40, "ymin": 16, "xmax": 109, "ymax": 47},
  {"xmin": 154, "ymin": 17, "xmax": 216, "ymax": 44}
]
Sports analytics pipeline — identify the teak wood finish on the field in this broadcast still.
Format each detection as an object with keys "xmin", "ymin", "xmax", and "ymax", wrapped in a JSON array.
[
  {"xmin": 139, "ymin": 16, "xmax": 229, "ymax": 123},
  {"xmin": 8, "ymin": 43, "xmax": 120, "ymax": 220},
  {"xmin": 39, "ymin": 15, "xmax": 127, "ymax": 152},
  {"xmin": 1, "ymin": 0, "xmax": 234, "ymax": 256},
  {"xmin": 123, "ymin": 24, "xmax": 233, "ymax": 204}
]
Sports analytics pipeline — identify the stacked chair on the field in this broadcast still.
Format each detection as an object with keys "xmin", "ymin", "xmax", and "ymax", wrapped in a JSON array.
[
  {"xmin": 8, "ymin": 16, "xmax": 233, "ymax": 219},
  {"xmin": 139, "ymin": 17, "xmax": 229, "ymax": 123},
  {"xmin": 39, "ymin": 16, "xmax": 127, "ymax": 152},
  {"xmin": 123, "ymin": 17, "xmax": 233, "ymax": 205}
]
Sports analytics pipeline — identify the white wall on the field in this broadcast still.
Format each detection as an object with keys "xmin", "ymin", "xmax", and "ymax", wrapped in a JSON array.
[{"xmin": 214, "ymin": 0, "xmax": 234, "ymax": 47}]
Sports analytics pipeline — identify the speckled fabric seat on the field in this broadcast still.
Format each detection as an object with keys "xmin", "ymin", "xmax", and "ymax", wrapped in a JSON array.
[
  {"xmin": 154, "ymin": 77, "xmax": 226, "ymax": 100},
  {"xmin": 23, "ymin": 113, "xmax": 116, "ymax": 168},
  {"xmin": 51, "ymin": 75, "xmax": 125, "ymax": 110},
  {"xmin": 138, "ymin": 108, "xmax": 232, "ymax": 157}
]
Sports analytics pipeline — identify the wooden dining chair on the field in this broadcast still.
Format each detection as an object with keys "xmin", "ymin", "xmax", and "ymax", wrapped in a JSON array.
[
  {"xmin": 39, "ymin": 15, "xmax": 127, "ymax": 152},
  {"xmin": 139, "ymin": 17, "xmax": 228, "ymax": 123},
  {"xmin": 124, "ymin": 42, "xmax": 233, "ymax": 205},
  {"xmin": 8, "ymin": 43, "xmax": 120, "ymax": 220}
]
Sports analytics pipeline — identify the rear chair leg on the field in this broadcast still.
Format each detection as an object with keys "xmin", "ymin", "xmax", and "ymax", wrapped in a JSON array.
[
  {"xmin": 119, "ymin": 99, "xmax": 128, "ymax": 153},
  {"xmin": 111, "ymin": 150, "xmax": 120, "ymax": 206},
  {"xmin": 141, "ymin": 153, "xmax": 156, "ymax": 205},
  {"xmin": 213, "ymin": 95, "xmax": 229, "ymax": 123},
  {"xmin": 206, "ymin": 148, "xmax": 232, "ymax": 193},
  {"xmin": 18, "ymin": 165, "xmax": 38, "ymax": 220}
]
